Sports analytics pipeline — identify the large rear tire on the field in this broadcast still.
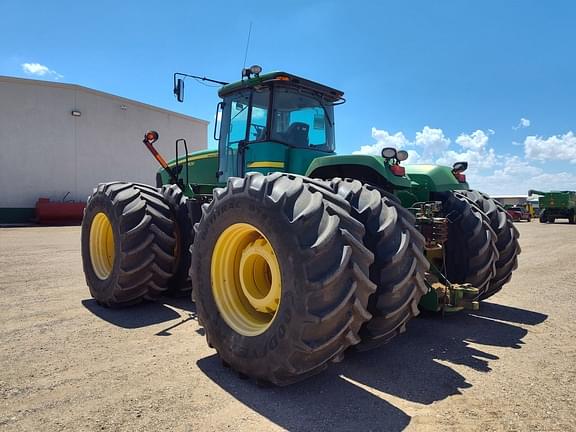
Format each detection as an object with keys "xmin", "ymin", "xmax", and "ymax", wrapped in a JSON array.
[
  {"xmin": 328, "ymin": 178, "xmax": 429, "ymax": 350},
  {"xmin": 459, "ymin": 190, "xmax": 521, "ymax": 300},
  {"xmin": 190, "ymin": 173, "xmax": 374, "ymax": 385},
  {"xmin": 435, "ymin": 191, "xmax": 498, "ymax": 296},
  {"xmin": 81, "ymin": 182, "xmax": 176, "ymax": 307},
  {"xmin": 160, "ymin": 184, "xmax": 193, "ymax": 296}
]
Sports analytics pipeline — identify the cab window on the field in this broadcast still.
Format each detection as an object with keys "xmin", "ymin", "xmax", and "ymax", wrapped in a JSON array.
[{"xmin": 271, "ymin": 86, "xmax": 335, "ymax": 152}]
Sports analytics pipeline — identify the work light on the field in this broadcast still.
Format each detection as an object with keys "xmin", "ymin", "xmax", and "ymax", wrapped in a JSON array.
[
  {"xmin": 381, "ymin": 147, "xmax": 397, "ymax": 159},
  {"xmin": 250, "ymin": 65, "xmax": 262, "ymax": 76},
  {"xmin": 397, "ymin": 150, "xmax": 409, "ymax": 161}
]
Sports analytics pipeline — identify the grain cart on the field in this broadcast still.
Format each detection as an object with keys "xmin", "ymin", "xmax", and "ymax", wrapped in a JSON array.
[
  {"xmin": 81, "ymin": 67, "xmax": 520, "ymax": 385},
  {"xmin": 529, "ymin": 189, "xmax": 576, "ymax": 224}
]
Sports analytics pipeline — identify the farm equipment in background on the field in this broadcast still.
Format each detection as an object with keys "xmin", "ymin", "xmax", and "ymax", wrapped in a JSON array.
[
  {"xmin": 529, "ymin": 189, "xmax": 576, "ymax": 224},
  {"xmin": 80, "ymin": 66, "xmax": 520, "ymax": 385},
  {"xmin": 35, "ymin": 194, "xmax": 85, "ymax": 225}
]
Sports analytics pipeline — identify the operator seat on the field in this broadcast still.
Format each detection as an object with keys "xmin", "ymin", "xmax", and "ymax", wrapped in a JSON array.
[
  {"xmin": 255, "ymin": 127, "xmax": 267, "ymax": 141},
  {"xmin": 284, "ymin": 122, "xmax": 309, "ymax": 147}
]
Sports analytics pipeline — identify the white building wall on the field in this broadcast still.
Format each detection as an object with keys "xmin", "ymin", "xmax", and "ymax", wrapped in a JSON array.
[
  {"xmin": 0, "ymin": 76, "xmax": 207, "ymax": 208},
  {"xmin": 492, "ymin": 196, "xmax": 528, "ymax": 207}
]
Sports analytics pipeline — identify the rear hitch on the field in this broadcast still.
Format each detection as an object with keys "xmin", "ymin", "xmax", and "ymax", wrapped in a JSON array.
[
  {"xmin": 412, "ymin": 201, "xmax": 480, "ymax": 314},
  {"xmin": 420, "ymin": 281, "xmax": 479, "ymax": 313}
]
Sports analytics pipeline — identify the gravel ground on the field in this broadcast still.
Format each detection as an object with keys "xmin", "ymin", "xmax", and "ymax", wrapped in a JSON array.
[{"xmin": 0, "ymin": 221, "xmax": 574, "ymax": 431}]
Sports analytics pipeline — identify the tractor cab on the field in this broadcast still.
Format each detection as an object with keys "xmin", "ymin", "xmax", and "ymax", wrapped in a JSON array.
[
  {"xmin": 214, "ymin": 68, "xmax": 344, "ymax": 181},
  {"xmin": 165, "ymin": 66, "xmax": 414, "ymax": 195}
]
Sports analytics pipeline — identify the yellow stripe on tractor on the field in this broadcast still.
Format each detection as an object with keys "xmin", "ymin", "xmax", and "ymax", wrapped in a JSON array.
[
  {"xmin": 167, "ymin": 151, "xmax": 218, "ymax": 167},
  {"xmin": 246, "ymin": 161, "xmax": 285, "ymax": 169}
]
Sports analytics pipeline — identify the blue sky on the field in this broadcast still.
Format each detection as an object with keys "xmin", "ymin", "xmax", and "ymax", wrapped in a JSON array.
[{"xmin": 1, "ymin": 0, "xmax": 575, "ymax": 194}]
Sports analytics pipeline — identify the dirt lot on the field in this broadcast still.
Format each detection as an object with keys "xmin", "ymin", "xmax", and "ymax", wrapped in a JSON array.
[{"xmin": 0, "ymin": 221, "xmax": 575, "ymax": 431}]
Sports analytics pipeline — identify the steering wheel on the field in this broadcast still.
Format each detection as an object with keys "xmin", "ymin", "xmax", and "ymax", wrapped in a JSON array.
[{"xmin": 251, "ymin": 124, "xmax": 266, "ymax": 141}]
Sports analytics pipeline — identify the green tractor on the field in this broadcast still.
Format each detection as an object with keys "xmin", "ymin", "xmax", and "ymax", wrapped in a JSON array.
[
  {"xmin": 80, "ymin": 66, "xmax": 520, "ymax": 385},
  {"xmin": 529, "ymin": 189, "xmax": 576, "ymax": 224}
]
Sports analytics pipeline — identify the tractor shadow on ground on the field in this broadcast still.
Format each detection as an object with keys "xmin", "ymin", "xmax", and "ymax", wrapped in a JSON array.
[
  {"xmin": 81, "ymin": 295, "xmax": 196, "ymax": 330},
  {"xmin": 335, "ymin": 302, "xmax": 547, "ymax": 405},
  {"xmin": 197, "ymin": 353, "xmax": 412, "ymax": 432},
  {"xmin": 197, "ymin": 302, "xmax": 547, "ymax": 432}
]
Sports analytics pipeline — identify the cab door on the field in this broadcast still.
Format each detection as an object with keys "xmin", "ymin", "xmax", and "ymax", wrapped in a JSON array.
[
  {"xmin": 217, "ymin": 88, "xmax": 271, "ymax": 182},
  {"xmin": 217, "ymin": 91, "xmax": 250, "ymax": 182}
]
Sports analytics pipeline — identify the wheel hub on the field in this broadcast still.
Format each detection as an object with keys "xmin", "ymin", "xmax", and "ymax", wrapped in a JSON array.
[
  {"xmin": 211, "ymin": 223, "xmax": 282, "ymax": 336},
  {"xmin": 89, "ymin": 212, "xmax": 115, "ymax": 280},
  {"xmin": 239, "ymin": 239, "xmax": 281, "ymax": 314}
]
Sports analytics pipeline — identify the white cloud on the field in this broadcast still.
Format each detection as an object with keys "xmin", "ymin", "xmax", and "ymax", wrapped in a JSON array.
[
  {"xmin": 497, "ymin": 156, "xmax": 542, "ymax": 177},
  {"xmin": 437, "ymin": 147, "xmax": 498, "ymax": 171},
  {"xmin": 371, "ymin": 127, "xmax": 409, "ymax": 149},
  {"xmin": 455, "ymin": 130, "xmax": 489, "ymax": 150},
  {"xmin": 524, "ymin": 131, "xmax": 576, "ymax": 163},
  {"xmin": 528, "ymin": 171, "xmax": 576, "ymax": 191},
  {"xmin": 437, "ymin": 129, "xmax": 497, "ymax": 171},
  {"xmin": 355, "ymin": 126, "xmax": 497, "ymax": 171},
  {"xmin": 513, "ymin": 117, "xmax": 531, "ymax": 130},
  {"xmin": 353, "ymin": 127, "xmax": 409, "ymax": 156},
  {"xmin": 352, "ymin": 125, "xmax": 576, "ymax": 195},
  {"xmin": 472, "ymin": 165, "xmax": 576, "ymax": 195},
  {"xmin": 21, "ymin": 62, "xmax": 63, "ymax": 80},
  {"xmin": 402, "ymin": 150, "xmax": 422, "ymax": 164},
  {"xmin": 455, "ymin": 154, "xmax": 575, "ymax": 195},
  {"xmin": 415, "ymin": 126, "xmax": 450, "ymax": 160}
]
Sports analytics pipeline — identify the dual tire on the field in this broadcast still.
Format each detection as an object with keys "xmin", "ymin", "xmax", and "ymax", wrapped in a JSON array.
[
  {"xmin": 432, "ymin": 190, "xmax": 521, "ymax": 301},
  {"xmin": 160, "ymin": 184, "xmax": 193, "ymax": 295},
  {"xmin": 457, "ymin": 190, "xmax": 521, "ymax": 300},
  {"xmin": 190, "ymin": 173, "xmax": 376, "ymax": 385},
  {"xmin": 81, "ymin": 177, "xmax": 520, "ymax": 385},
  {"xmin": 327, "ymin": 178, "xmax": 429, "ymax": 350},
  {"xmin": 81, "ymin": 182, "xmax": 176, "ymax": 307},
  {"xmin": 190, "ymin": 173, "xmax": 435, "ymax": 383},
  {"xmin": 81, "ymin": 182, "xmax": 193, "ymax": 307}
]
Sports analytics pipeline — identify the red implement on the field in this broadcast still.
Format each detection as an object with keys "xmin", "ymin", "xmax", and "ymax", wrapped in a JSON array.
[{"xmin": 35, "ymin": 198, "xmax": 85, "ymax": 224}]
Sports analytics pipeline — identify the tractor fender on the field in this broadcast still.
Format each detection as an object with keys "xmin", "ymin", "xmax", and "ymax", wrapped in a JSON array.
[{"xmin": 306, "ymin": 155, "xmax": 412, "ymax": 190}]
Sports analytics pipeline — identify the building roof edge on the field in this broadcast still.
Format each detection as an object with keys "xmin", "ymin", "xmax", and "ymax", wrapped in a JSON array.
[{"xmin": 0, "ymin": 75, "xmax": 209, "ymax": 125}]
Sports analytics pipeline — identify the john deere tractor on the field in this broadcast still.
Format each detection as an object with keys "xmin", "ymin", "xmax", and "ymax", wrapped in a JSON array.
[{"xmin": 81, "ymin": 66, "xmax": 520, "ymax": 385}]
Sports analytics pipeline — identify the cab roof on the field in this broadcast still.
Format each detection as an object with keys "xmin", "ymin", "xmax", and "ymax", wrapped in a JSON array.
[{"xmin": 218, "ymin": 71, "xmax": 344, "ymax": 102}]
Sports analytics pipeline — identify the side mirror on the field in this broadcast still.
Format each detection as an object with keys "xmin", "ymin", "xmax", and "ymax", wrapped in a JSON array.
[
  {"xmin": 213, "ymin": 102, "xmax": 223, "ymax": 141},
  {"xmin": 174, "ymin": 78, "xmax": 185, "ymax": 102}
]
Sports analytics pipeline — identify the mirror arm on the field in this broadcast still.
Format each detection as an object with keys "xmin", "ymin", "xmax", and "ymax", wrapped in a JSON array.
[{"xmin": 173, "ymin": 72, "xmax": 229, "ymax": 90}]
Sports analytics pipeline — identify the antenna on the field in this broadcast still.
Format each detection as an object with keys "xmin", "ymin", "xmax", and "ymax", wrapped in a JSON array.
[{"xmin": 242, "ymin": 22, "xmax": 253, "ymax": 70}]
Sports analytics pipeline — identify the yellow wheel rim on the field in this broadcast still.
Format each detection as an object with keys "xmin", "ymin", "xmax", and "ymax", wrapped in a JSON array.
[
  {"xmin": 211, "ymin": 223, "xmax": 282, "ymax": 336},
  {"xmin": 89, "ymin": 212, "xmax": 115, "ymax": 280}
]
